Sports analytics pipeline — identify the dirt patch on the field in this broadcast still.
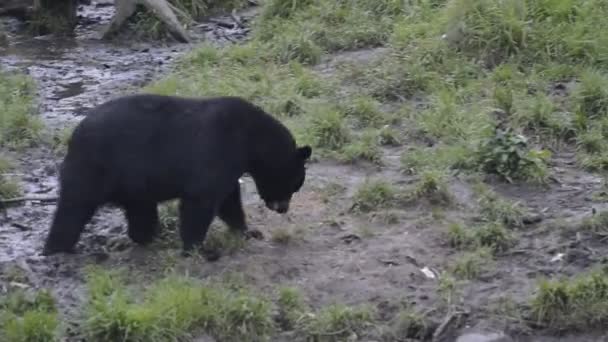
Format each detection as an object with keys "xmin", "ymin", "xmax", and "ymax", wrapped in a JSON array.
[{"xmin": 1, "ymin": 2, "xmax": 608, "ymax": 342}]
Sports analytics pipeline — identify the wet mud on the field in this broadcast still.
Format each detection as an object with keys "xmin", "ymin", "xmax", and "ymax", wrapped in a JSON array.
[{"xmin": 1, "ymin": 2, "xmax": 608, "ymax": 341}]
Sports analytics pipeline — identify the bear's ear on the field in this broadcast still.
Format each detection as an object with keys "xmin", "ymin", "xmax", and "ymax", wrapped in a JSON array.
[{"xmin": 297, "ymin": 145, "xmax": 312, "ymax": 161}]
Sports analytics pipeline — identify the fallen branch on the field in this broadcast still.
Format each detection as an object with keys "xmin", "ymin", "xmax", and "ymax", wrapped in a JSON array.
[
  {"xmin": 1, "ymin": 196, "xmax": 58, "ymax": 206},
  {"xmin": 432, "ymin": 310, "xmax": 467, "ymax": 342},
  {"xmin": 103, "ymin": 0, "xmax": 190, "ymax": 43}
]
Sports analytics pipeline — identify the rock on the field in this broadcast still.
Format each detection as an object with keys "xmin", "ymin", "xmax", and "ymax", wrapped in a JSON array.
[{"xmin": 456, "ymin": 332, "xmax": 513, "ymax": 342}]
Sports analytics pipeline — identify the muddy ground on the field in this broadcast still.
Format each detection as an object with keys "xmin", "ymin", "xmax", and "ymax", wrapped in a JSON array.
[{"xmin": 1, "ymin": 2, "xmax": 608, "ymax": 341}]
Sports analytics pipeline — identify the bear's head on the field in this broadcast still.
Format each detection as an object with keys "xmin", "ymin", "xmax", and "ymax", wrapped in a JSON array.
[{"xmin": 254, "ymin": 145, "xmax": 312, "ymax": 214}]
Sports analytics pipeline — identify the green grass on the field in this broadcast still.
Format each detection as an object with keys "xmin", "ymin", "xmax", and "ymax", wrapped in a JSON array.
[
  {"xmin": 0, "ymin": 289, "xmax": 61, "ymax": 342},
  {"xmin": 80, "ymin": 267, "xmax": 274, "ymax": 342},
  {"xmin": 77, "ymin": 267, "xmax": 382, "ymax": 341},
  {"xmin": 446, "ymin": 221, "xmax": 514, "ymax": 254},
  {"xmin": 473, "ymin": 183, "xmax": 526, "ymax": 227},
  {"xmin": 0, "ymin": 156, "xmax": 21, "ymax": 200},
  {"xmin": 298, "ymin": 303, "xmax": 375, "ymax": 341},
  {"xmin": 409, "ymin": 169, "xmax": 453, "ymax": 205},
  {"xmin": 531, "ymin": 268, "xmax": 608, "ymax": 331},
  {"xmin": 128, "ymin": 0, "xmax": 250, "ymax": 39},
  {"xmin": 0, "ymin": 69, "xmax": 42, "ymax": 149},
  {"xmin": 351, "ymin": 179, "xmax": 397, "ymax": 213},
  {"xmin": 451, "ymin": 247, "xmax": 494, "ymax": 280}
]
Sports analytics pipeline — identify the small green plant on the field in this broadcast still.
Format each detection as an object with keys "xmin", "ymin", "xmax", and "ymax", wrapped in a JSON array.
[
  {"xmin": 305, "ymin": 104, "xmax": 351, "ymax": 151},
  {"xmin": 81, "ymin": 267, "xmax": 275, "ymax": 341},
  {"xmin": 51, "ymin": 125, "xmax": 75, "ymax": 154},
  {"xmin": 338, "ymin": 130, "xmax": 382, "ymax": 164},
  {"xmin": 276, "ymin": 286, "xmax": 308, "ymax": 330},
  {"xmin": 270, "ymin": 227, "xmax": 293, "ymax": 244},
  {"xmin": 411, "ymin": 169, "xmax": 453, "ymax": 205},
  {"xmin": 352, "ymin": 179, "xmax": 396, "ymax": 213},
  {"xmin": 451, "ymin": 247, "xmax": 494, "ymax": 280},
  {"xmin": 401, "ymin": 144, "xmax": 472, "ymax": 174},
  {"xmin": 300, "ymin": 304, "xmax": 374, "ymax": 341},
  {"xmin": 343, "ymin": 96, "xmax": 386, "ymax": 128},
  {"xmin": 473, "ymin": 221, "xmax": 514, "ymax": 254},
  {"xmin": 446, "ymin": 223, "xmax": 476, "ymax": 250},
  {"xmin": 475, "ymin": 127, "xmax": 551, "ymax": 183},
  {"xmin": 0, "ymin": 69, "xmax": 43, "ymax": 148},
  {"xmin": 579, "ymin": 210, "xmax": 608, "ymax": 235},
  {"xmin": 572, "ymin": 70, "xmax": 608, "ymax": 122},
  {"xmin": 388, "ymin": 309, "xmax": 431, "ymax": 340},
  {"xmin": 0, "ymin": 289, "xmax": 60, "ymax": 342},
  {"xmin": 0, "ymin": 176, "xmax": 20, "ymax": 200},
  {"xmin": 531, "ymin": 268, "xmax": 608, "ymax": 330},
  {"xmin": 474, "ymin": 183, "xmax": 525, "ymax": 227}
]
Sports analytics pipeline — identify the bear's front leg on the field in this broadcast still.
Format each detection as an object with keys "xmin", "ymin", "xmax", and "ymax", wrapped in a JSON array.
[
  {"xmin": 217, "ymin": 182, "xmax": 264, "ymax": 241},
  {"xmin": 178, "ymin": 197, "xmax": 216, "ymax": 258},
  {"xmin": 42, "ymin": 199, "xmax": 99, "ymax": 255}
]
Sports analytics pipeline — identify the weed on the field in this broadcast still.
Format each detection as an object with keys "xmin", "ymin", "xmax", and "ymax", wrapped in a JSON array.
[
  {"xmin": 203, "ymin": 225, "xmax": 247, "ymax": 254},
  {"xmin": 270, "ymin": 227, "xmax": 293, "ymax": 244},
  {"xmin": 51, "ymin": 125, "xmax": 75, "ymax": 155},
  {"xmin": 352, "ymin": 179, "xmax": 396, "ymax": 213},
  {"xmin": 531, "ymin": 268, "xmax": 608, "ymax": 330},
  {"xmin": 451, "ymin": 247, "xmax": 494, "ymax": 280},
  {"xmin": 343, "ymin": 96, "xmax": 386, "ymax": 128},
  {"xmin": 0, "ymin": 289, "xmax": 60, "ymax": 342},
  {"xmin": 276, "ymin": 286, "xmax": 307, "ymax": 330},
  {"xmin": 411, "ymin": 169, "xmax": 453, "ymax": 205},
  {"xmin": 401, "ymin": 144, "xmax": 472, "ymax": 174},
  {"xmin": 318, "ymin": 182, "xmax": 346, "ymax": 204},
  {"xmin": 475, "ymin": 127, "xmax": 551, "ymax": 183},
  {"xmin": 378, "ymin": 125, "xmax": 401, "ymax": 146},
  {"xmin": 300, "ymin": 304, "xmax": 375, "ymax": 341},
  {"xmin": 474, "ymin": 184, "xmax": 525, "ymax": 227},
  {"xmin": 305, "ymin": 104, "xmax": 351, "ymax": 151},
  {"xmin": 338, "ymin": 130, "xmax": 382, "ymax": 165},
  {"xmin": 572, "ymin": 70, "xmax": 608, "ymax": 122},
  {"xmin": 0, "ymin": 69, "xmax": 42, "ymax": 148},
  {"xmin": 388, "ymin": 309, "xmax": 432, "ymax": 340},
  {"xmin": 0, "ymin": 156, "xmax": 20, "ymax": 200},
  {"xmin": 81, "ymin": 267, "xmax": 274, "ymax": 341},
  {"xmin": 446, "ymin": 223, "xmax": 476, "ymax": 250},
  {"xmin": 579, "ymin": 210, "xmax": 608, "ymax": 236},
  {"xmin": 514, "ymin": 92, "xmax": 574, "ymax": 141},
  {"xmin": 473, "ymin": 221, "xmax": 514, "ymax": 254}
]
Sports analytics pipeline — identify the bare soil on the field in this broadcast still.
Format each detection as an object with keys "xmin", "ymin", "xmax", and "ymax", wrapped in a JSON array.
[{"xmin": 1, "ymin": 2, "xmax": 607, "ymax": 341}]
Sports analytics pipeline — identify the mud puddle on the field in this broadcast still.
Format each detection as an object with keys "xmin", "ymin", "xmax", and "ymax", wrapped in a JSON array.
[{"xmin": 0, "ymin": 1, "xmax": 256, "ymax": 279}]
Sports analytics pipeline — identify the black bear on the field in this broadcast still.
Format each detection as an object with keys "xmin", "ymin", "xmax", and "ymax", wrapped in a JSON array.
[{"xmin": 42, "ymin": 94, "xmax": 312, "ymax": 256}]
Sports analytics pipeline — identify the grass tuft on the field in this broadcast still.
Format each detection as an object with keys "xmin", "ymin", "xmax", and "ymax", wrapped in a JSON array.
[
  {"xmin": 0, "ymin": 69, "xmax": 42, "ymax": 149},
  {"xmin": 531, "ymin": 268, "xmax": 608, "ymax": 331},
  {"xmin": 352, "ymin": 179, "xmax": 396, "ymax": 213}
]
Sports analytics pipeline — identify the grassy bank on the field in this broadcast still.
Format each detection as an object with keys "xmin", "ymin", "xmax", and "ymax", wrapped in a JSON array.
[{"xmin": 2, "ymin": 0, "xmax": 608, "ymax": 340}]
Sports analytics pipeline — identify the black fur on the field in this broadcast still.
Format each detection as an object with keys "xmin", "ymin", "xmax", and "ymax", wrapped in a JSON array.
[{"xmin": 42, "ymin": 94, "xmax": 312, "ymax": 256}]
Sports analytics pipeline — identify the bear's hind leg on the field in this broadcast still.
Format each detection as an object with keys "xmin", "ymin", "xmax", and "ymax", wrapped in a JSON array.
[
  {"xmin": 124, "ymin": 201, "xmax": 160, "ymax": 245},
  {"xmin": 218, "ymin": 183, "xmax": 264, "ymax": 240}
]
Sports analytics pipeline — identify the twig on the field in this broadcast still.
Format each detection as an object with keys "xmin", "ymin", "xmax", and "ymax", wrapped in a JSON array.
[
  {"xmin": 432, "ymin": 310, "xmax": 466, "ymax": 342},
  {"xmin": 1, "ymin": 196, "xmax": 58, "ymax": 205}
]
